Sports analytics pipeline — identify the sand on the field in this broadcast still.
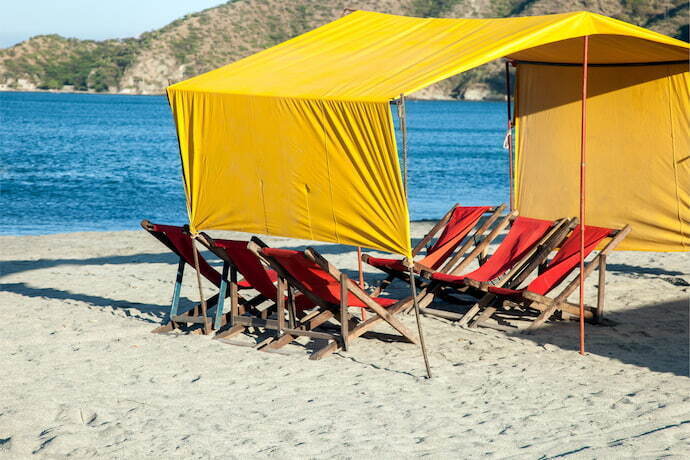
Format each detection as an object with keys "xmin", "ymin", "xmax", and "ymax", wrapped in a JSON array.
[{"xmin": 1, "ymin": 224, "xmax": 688, "ymax": 458}]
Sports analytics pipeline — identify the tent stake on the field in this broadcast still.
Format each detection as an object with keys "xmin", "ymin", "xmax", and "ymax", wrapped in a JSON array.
[
  {"xmin": 399, "ymin": 92, "xmax": 431, "ymax": 378},
  {"xmin": 409, "ymin": 264, "xmax": 432, "ymax": 378},
  {"xmin": 579, "ymin": 36, "xmax": 589, "ymax": 356},
  {"xmin": 505, "ymin": 61, "xmax": 514, "ymax": 211}
]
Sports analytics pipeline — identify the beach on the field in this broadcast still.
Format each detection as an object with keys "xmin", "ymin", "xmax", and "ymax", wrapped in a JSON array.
[{"xmin": 1, "ymin": 223, "xmax": 688, "ymax": 458}]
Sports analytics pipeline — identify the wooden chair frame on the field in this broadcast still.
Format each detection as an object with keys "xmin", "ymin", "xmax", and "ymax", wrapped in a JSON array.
[
  {"xmin": 142, "ymin": 219, "xmax": 233, "ymax": 335},
  {"xmin": 468, "ymin": 225, "xmax": 632, "ymax": 330},
  {"xmin": 248, "ymin": 243, "xmax": 419, "ymax": 360},
  {"xmin": 194, "ymin": 234, "xmax": 308, "ymax": 345},
  {"xmin": 406, "ymin": 217, "xmax": 574, "ymax": 320},
  {"xmin": 363, "ymin": 204, "xmax": 508, "ymax": 297}
]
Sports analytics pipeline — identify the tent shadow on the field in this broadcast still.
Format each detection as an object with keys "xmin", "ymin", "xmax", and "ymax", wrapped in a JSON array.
[
  {"xmin": 511, "ymin": 298, "xmax": 689, "ymax": 377},
  {"xmin": 0, "ymin": 282, "xmax": 168, "ymax": 323},
  {"xmin": 606, "ymin": 263, "xmax": 686, "ymax": 277},
  {"xmin": 0, "ymin": 251, "xmax": 181, "ymax": 279}
]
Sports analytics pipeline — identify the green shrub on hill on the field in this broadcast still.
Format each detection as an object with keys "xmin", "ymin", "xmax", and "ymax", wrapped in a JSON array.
[{"xmin": 0, "ymin": 0, "xmax": 687, "ymax": 96}]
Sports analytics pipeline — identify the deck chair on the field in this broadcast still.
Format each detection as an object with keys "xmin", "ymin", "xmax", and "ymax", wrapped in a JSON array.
[
  {"xmin": 249, "ymin": 243, "xmax": 419, "ymax": 360},
  {"xmin": 414, "ymin": 217, "xmax": 573, "ymax": 321},
  {"xmin": 467, "ymin": 224, "xmax": 631, "ymax": 330},
  {"xmin": 362, "ymin": 204, "xmax": 508, "ymax": 296},
  {"xmin": 141, "ymin": 220, "xmax": 278, "ymax": 333},
  {"xmin": 196, "ymin": 234, "xmax": 324, "ymax": 346}
]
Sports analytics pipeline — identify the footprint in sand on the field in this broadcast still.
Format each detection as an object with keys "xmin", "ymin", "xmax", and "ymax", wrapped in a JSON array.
[{"xmin": 0, "ymin": 437, "xmax": 12, "ymax": 452}]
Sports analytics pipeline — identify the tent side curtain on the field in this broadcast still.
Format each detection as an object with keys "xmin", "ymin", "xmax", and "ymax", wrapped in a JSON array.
[
  {"xmin": 168, "ymin": 89, "xmax": 412, "ymax": 257},
  {"xmin": 514, "ymin": 62, "xmax": 690, "ymax": 251}
]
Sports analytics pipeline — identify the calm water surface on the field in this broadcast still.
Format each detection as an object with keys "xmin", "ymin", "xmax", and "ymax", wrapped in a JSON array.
[{"xmin": 0, "ymin": 92, "xmax": 509, "ymax": 235}]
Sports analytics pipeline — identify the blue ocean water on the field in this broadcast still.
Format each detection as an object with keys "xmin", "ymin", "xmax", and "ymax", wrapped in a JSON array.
[{"xmin": 0, "ymin": 92, "xmax": 509, "ymax": 235}]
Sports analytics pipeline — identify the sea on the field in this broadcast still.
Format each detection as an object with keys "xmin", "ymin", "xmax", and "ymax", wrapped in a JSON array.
[{"xmin": 0, "ymin": 91, "xmax": 509, "ymax": 235}]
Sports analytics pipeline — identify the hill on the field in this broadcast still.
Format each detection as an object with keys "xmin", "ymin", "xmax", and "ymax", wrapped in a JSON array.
[{"xmin": 0, "ymin": 0, "xmax": 687, "ymax": 99}]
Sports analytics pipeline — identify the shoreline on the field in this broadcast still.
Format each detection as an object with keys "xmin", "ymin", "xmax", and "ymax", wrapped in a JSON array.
[
  {"xmin": 0, "ymin": 88, "xmax": 165, "ymax": 97},
  {"xmin": 0, "ymin": 220, "xmax": 445, "ymax": 238},
  {"xmin": 0, "ymin": 88, "xmax": 506, "ymax": 101}
]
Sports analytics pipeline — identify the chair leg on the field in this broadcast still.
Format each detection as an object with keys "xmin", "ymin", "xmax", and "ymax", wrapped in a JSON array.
[
  {"xmin": 469, "ymin": 304, "xmax": 498, "ymax": 328},
  {"xmin": 526, "ymin": 302, "xmax": 560, "ymax": 330},
  {"xmin": 262, "ymin": 310, "xmax": 334, "ymax": 353},
  {"xmin": 340, "ymin": 273, "xmax": 349, "ymax": 351},
  {"xmin": 371, "ymin": 274, "xmax": 395, "ymax": 297},
  {"xmin": 152, "ymin": 258, "xmax": 185, "ymax": 333},
  {"xmin": 214, "ymin": 324, "xmax": 245, "ymax": 341},
  {"xmin": 595, "ymin": 254, "xmax": 607, "ymax": 322},
  {"xmin": 214, "ymin": 262, "xmax": 230, "ymax": 330},
  {"xmin": 458, "ymin": 294, "xmax": 494, "ymax": 327}
]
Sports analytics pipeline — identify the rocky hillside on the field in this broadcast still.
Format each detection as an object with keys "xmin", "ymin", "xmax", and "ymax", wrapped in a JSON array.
[{"xmin": 0, "ymin": 0, "xmax": 687, "ymax": 99}]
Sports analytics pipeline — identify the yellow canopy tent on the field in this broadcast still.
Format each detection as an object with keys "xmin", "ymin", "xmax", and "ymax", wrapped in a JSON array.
[
  {"xmin": 168, "ymin": 10, "xmax": 688, "ymax": 257},
  {"xmin": 167, "ymin": 10, "xmax": 688, "ymax": 364}
]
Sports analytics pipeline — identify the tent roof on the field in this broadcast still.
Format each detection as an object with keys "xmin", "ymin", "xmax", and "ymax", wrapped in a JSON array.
[{"xmin": 169, "ymin": 10, "xmax": 689, "ymax": 102}]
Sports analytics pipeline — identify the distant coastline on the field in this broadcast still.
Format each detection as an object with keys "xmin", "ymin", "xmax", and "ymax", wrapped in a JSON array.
[
  {"xmin": 0, "ymin": 88, "xmax": 504, "ymax": 101},
  {"xmin": 0, "ymin": 86, "xmax": 163, "ymax": 96}
]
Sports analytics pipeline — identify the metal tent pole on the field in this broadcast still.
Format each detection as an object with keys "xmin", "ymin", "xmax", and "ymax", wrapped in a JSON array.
[
  {"xmin": 579, "ymin": 36, "xmax": 590, "ymax": 356},
  {"xmin": 505, "ymin": 61, "xmax": 515, "ymax": 211},
  {"xmin": 399, "ymin": 93, "xmax": 432, "ymax": 378},
  {"xmin": 398, "ymin": 94, "xmax": 409, "ymax": 193}
]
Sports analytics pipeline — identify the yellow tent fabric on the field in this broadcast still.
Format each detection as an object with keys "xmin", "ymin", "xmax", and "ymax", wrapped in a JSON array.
[
  {"xmin": 514, "ymin": 63, "xmax": 690, "ymax": 251},
  {"xmin": 168, "ymin": 91, "xmax": 410, "ymax": 255},
  {"xmin": 167, "ymin": 10, "xmax": 689, "ymax": 255}
]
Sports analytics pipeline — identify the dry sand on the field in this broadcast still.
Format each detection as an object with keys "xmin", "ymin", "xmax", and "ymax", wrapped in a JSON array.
[{"xmin": 1, "ymin": 223, "xmax": 689, "ymax": 458}]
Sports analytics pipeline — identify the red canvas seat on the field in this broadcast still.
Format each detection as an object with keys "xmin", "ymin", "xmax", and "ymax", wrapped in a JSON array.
[
  {"xmin": 487, "ymin": 224, "xmax": 614, "ymax": 298},
  {"xmin": 144, "ymin": 222, "xmax": 278, "ymax": 290},
  {"xmin": 142, "ymin": 220, "xmax": 290, "ymax": 334},
  {"xmin": 366, "ymin": 205, "xmax": 491, "ymax": 273},
  {"xmin": 456, "ymin": 223, "xmax": 633, "ymax": 330},
  {"xmin": 148, "ymin": 223, "xmax": 222, "ymax": 286},
  {"xmin": 431, "ymin": 216, "xmax": 554, "ymax": 285},
  {"xmin": 249, "ymin": 244, "xmax": 418, "ymax": 360},
  {"xmin": 262, "ymin": 248, "xmax": 398, "ymax": 309},
  {"xmin": 457, "ymin": 223, "xmax": 633, "ymax": 330},
  {"xmin": 213, "ymin": 240, "xmax": 314, "ymax": 311}
]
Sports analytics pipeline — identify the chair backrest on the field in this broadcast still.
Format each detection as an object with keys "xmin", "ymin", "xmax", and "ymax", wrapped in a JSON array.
[
  {"xmin": 422, "ymin": 206, "xmax": 491, "ymax": 269},
  {"xmin": 143, "ymin": 222, "xmax": 221, "ymax": 286},
  {"xmin": 213, "ymin": 239, "xmax": 278, "ymax": 299},
  {"xmin": 526, "ymin": 224, "xmax": 614, "ymax": 296},
  {"xmin": 465, "ymin": 216, "xmax": 555, "ymax": 282},
  {"xmin": 262, "ymin": 248, "xmax": 358, "ymax": 306}
]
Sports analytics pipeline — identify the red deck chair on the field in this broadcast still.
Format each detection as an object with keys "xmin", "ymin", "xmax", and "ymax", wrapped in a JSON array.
[
  {"xmin": 468, "ymin": 224, "xmax": 631, "ymax": 330},
  {"xmin": 250, "ymin": 244, "xmax": 419, "ymax": 359},
  {"xmin": 141, "ymin": 220, "xmax": 277, "ymax": 333},
  {"xmin": 362, "ymin": 204, "xmax": 508, "ymax": 295},
  {"xmin": 432, "ymin": 217, "xmax": 559, "ymax": 286},
  {"xmin": 412, "ymin": 217, "xmax": 570, "ymax": 319},
  {"xmin": 196, "ymin": 234, "xmax": 319, "ymax": 342}
]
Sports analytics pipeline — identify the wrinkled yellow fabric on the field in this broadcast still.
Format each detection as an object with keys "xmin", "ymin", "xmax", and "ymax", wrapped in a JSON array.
[
  {"xmin": 170, "ymin": 11, "xmax": 688, "ymax": 101},
  {"xmin": 168, "ymin": 10, "xmax": 689, "ymax": 255},
  {"xmin": 169, "ymin": 91, "xmax": 410, "ymax": 255},
  {"xmin": 514, "ymin": 63, "xmax": 690, "ymax": 251}
]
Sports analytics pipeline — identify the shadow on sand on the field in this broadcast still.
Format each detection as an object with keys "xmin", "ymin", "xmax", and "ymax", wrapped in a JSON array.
[
  {"xmin": 512, "ymin": 298, "xmax": 689, "ymax": 377},
  {"xmin": 0, "ymin": 281, "xmax": 169, "ymax": 323},
  {"xmin": 3, "ymin": 240, "xmax": 687, "ymax": 377}
]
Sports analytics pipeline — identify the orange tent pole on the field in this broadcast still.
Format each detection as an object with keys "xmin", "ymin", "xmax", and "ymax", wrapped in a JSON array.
[
  {"xmin": 579, "ymin": 35, "xmax": 589, "ymax": 355},
  {"xmin": 505, "ymin": 61, "xmax": 514, "ymax": 211}
]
